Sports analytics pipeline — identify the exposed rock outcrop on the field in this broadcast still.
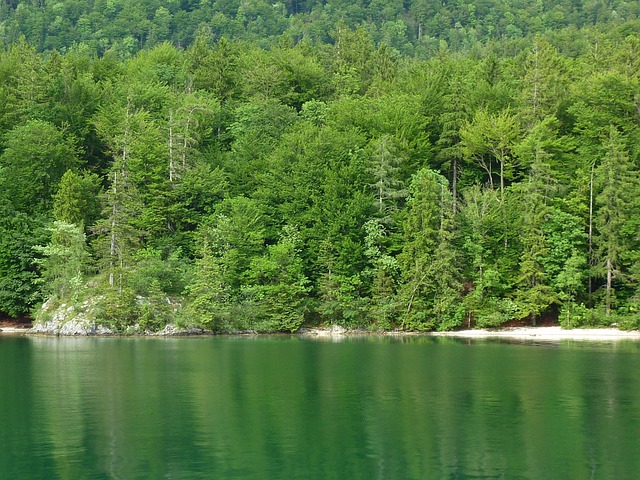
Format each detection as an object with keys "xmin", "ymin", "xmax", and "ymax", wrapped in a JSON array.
[
  {"xmin": 298, "ymin": 324, "xmax": 347, "ymax": 336},
  {"xmin": 31, "ymin": 319, "xmax": 113, "ymax": 336},
  {"xmin": 30, "ymin": 300, "xmax": 114, "ymax": 336},
  {"xmin": 150, "ymin": 324, "xmax": 209, "ymax": 336}
]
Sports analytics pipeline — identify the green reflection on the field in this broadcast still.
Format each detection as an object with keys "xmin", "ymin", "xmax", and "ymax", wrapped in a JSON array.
[{"xmin": 1, "ymin": 336, "xmax": 640, "ymax": 479}]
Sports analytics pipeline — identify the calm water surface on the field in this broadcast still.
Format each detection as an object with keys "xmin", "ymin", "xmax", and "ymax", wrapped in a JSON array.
[{"xmin": 1, "ymin": 335, "xmax": 640, "ymax": 479}]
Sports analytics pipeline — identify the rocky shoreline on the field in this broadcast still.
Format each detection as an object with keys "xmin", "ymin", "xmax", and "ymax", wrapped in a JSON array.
[
  {"xmin": 3, "ymin": 297, "xmax": 632, "ymax": 339},
  {"xmin": 4, "ymin": 302, "xmax": 640, "ymax": 340},
  {"xmin": 21, "ymin": 319, "xmax": 353, "ymax": 337},
  {"xmin": 2, "ymin": 319, "xmax": 639, "ymax": 342}
]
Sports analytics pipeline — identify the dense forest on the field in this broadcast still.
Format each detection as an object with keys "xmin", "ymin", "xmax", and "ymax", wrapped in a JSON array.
[
  {"xmin": 3, "ymin": 0, "xmax": 639, "ymax": 57},
  {"xmin": 2, "ymin": 0, "xmax": 640, "ymax": 332}
]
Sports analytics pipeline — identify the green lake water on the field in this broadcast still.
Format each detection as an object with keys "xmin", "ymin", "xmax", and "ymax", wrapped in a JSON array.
[{"xmin": 1, "ymin": 335, "xmax": 640, "ymax": 479}]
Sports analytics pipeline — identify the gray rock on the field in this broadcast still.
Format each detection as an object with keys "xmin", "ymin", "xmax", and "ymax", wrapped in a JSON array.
[
  {"xmin": 30, "ymin": 301, "xmax": 113, "ymax": 336},
  {"xmin": 151, "ymin": 324, "xmax": 206, "ymax": 336},
  {"xmin": 299, "ymin": 325, "xmax": 347, "ymax": 336}
]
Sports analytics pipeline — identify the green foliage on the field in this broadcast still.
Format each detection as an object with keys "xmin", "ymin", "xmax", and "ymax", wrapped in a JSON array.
[
  {"xmin": 511, "ymin": 138, "xmax": 557, "ymax": 325},
  {"xmin": 460, "ymin": 108, "xmax": 521, "ymax": 195},
  {"xmin": 616, "ymin": 311, "xmax": 640, "ymax": 331},
  {"xmin": 3, "ymin": 19, "xmax": 640, "ymax": 332},
  {"xmin": 367, "ymin": 136, "xmax": 408, "ymax": 223},
  {"xmin": 244, "ymin": 225, "xmax": 310, "ymax": 332},
  {"xmin": 34, "ymin": 221, "xmax": 91, "ymax": 302},
  {"xmin": 137, "ymin": 279, "xmax": 174, "ymax": 330},
  {"xmin": 53, "ymin": 170, "xmax": 102, "ymax": 227},
  {"xmin": 94, "ymin": 285, "xmax": 141, "ymax": 331},
  {"xmin": 3, "ymin": 0, "xmax": 640, "ymax": 59},
  {"xmin": 0, "ymin": 206, "xmax": 48, "ymax": 317},
  {"xmin": 559, "ymin": 304, "xmax": 609, "ymax": 328},
  {"xmin": 363, "ymin": 218, "xmax": 401, "ymax": 328},
  {"xmin": 183, "ymin": 242, "xmax": 232, "ymax": 332},
  {"xmin": 128, "ymin": 247, "xmax": 188, "ymax": 296},
  {"xmin": 317, "ymin": 271, "xmax": 368, "ymax": 327},
  {"xmin": 593, "ymin": 126, "xmax": 638, "ymax": 315},
  {"xmin": 474, "ymin": 298, "xmax": 519, "ymax": 328},
  {"xmin": 183, "ymin": 197, "xmax": 267, "ymax": 331},
  {"xmin": 558, "ymin": 302, "xmax": 591, "ymax": 329},
  {"xmin": 0, "ymin": 120, "xmax": 80, "ymax": 214},
  {"xmin": 397, "ymin": 169, "xmax": 462, "ymax": 330}
]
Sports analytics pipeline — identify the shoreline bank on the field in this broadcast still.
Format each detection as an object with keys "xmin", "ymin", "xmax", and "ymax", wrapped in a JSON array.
[{"xmin": 4, "ymin": 324, "xmax": 640, "ymax": 341}]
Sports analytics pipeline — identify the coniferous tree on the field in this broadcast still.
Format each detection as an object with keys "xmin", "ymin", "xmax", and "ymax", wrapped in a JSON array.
[
  {"xmin": 593, "ymin": 126, "xmax": 638, "ymax": 316},
  {"xmin": 53, "ymin": 170, "xmax": 101, "ymax": 228},
  {"xmin": 398, "ymin": 169, "xmax": 462, "ymax": 330},
  {"xmin": 245, "ymin": 225, "xmax": 310, "ymax": 332},
  {"xmin": 184, "ymin": 226, "xmax": 232, "ymax": 331},
  {"xmin": 519, "ymin": 37, "xmax": 566, "ymax": 126},
  {"xmin": 3, "ymin": 12, "xmax": 640, "ymax": 331},
  {"xmin": 93, "ymin": 99, "xmax": 146, "ymax": 290},
  {"xmin": 459, "ymin": 185, "xmax": 507, "ymax": 327},
  {"xmin": 34, "ymin": 221, "xmax": 91, "ymax": 302},
  {"xmin": 512, "ymin": 118, "xmax": 561, "ymax": 325},
  {"xmin": 367, "ymin": 135, "xmax": 408, "ymax": 224},
  {"xmin": 363, "ymin": 218, "xmax": 401, "ymax": 328}
]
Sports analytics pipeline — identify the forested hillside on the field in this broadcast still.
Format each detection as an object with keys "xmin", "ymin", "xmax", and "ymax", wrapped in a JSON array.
[
  {"xmin": 3, "ymin": 0, "xmax": 640, "ymax": 56},
  {"xmin": 2, "ymin": 0, "xmax": 640, "ymax": 332}
]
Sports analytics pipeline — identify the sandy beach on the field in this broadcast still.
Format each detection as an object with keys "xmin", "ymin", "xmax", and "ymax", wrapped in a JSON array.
[
  {"xmin": 0, "ymin": 327, "xmax": 30, "ymax": 334},
  {"xmin": 431, "ymin": 326, "xmax": 640, "ymax": 341},
  {"xmin": 301, "ymin": 325, "xmax": 640, "ymax": 341}
]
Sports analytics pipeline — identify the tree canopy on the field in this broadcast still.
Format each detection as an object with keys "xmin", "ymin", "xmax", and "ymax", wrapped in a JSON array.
[{"xmin": 2, "ymin": 2, "xmax": 640, "ymax": 331}]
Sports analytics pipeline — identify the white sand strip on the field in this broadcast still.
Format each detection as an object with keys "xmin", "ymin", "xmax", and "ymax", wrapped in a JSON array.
[
  {"xmin": 431, "ymin": 326, "xmax": 640, "ymax": 340},
  {"xmin": 0, "ymin": 327, "xmax": 30, "ymax": 334}
]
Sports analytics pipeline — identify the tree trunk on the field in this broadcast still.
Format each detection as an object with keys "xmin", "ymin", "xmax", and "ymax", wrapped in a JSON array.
[
  {"xmin": 182, "ymin": 116, "xmax": 191, "ymax": 170},
  {"xmin": 500, "ymin": 152, "xmax": 507, "ymax": 249},
  {"xmin": 452, "ymin": 157, "xmax": 458, "ymax": 213},
  {"xmin": 109, "ymin": 170, "xmax": 117, "ymax": 287},
  {"xmin": 378, "ymin": 140, "xmax": 384, "ymax": 213},
  {"xmin": 588, "ymin": 164, "xmax": 594, "ymax": 298},
  {"xmin": 169, "ymin": 110, "xmax": 176, "ymax": 183},
  {"xmin": 500, "ymin": 152, "xmax": 505, "ymax": 201},
  {"xmin": 606, "ymin": 258, "xmax": 612, "ymax": 317},
  {"xmin": 110, "ymin": 102, "xmax": 130, "ymax": 288}
]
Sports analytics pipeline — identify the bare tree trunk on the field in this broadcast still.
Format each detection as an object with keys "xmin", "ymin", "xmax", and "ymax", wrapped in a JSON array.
[
  {"xmin": 606, "ymin": 258, "xmax": 612, "ymax": 317},
  {"xmin": 531, "ymin": 276, "xmax": 537, "ymax": 326},
  {"xmin": 403, "ymin": 267, "xmax": 429, "ymax": 330},
  {"xmin": 531, "ymin": 41, "xmax": 539, "ymax": 120},
  {"xmin": 169, "ymin": 110, "xmax": 175, "ymax": 183},
  {"xmin": 378, "ymin": 140, "xmax": 384, "ymax": 214},
  {"xmin": 588, "ymin": 164, "xmax": 594, "ymax": 297},
  {"xmin": 500, "ymin": 152, "xmax": 505, "ymax": 201},
  {"xmin": 182, "ymin": 116, "xmax": 191, "ymax": 170},
  {"xmin": 181, "ymin": 106, "xmax": 202, "ymax": 171},
  {"xmin": 110, "ymin": 101, "xmax": 130, "ymax": 288},
  {"xmin": 109, "ymin": 170, "xmax": 117, "ymax": 287},
  {"xmin": 452, "ymin": 157, "xmax": 458, "ymax": 213},
  {"xmin": 500, "ymin": 153, "xmax": 507, "ymax": 249}
]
